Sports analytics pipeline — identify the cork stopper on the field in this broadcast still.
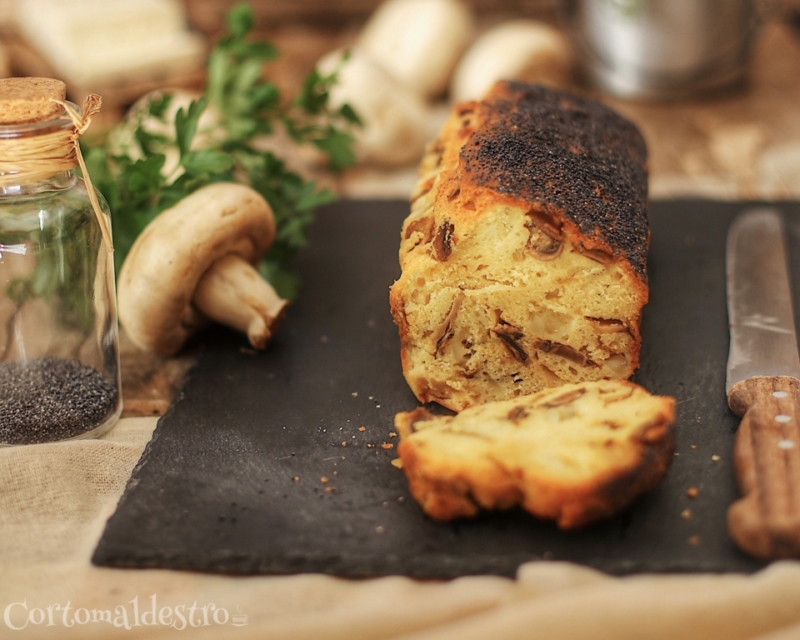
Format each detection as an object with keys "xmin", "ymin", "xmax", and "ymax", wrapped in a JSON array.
[{"xmin": 0, "ymin": 77, "xmax": 67, "ymax": 125}]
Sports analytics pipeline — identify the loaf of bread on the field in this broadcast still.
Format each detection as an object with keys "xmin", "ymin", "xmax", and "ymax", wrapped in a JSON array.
[
  {"xmin": 389, "ymin": 81, "xmax": 649, "ymax": 412},
  {"xmin": 395, "ymin": 380, "xmax": 675, "ymax": 528}
]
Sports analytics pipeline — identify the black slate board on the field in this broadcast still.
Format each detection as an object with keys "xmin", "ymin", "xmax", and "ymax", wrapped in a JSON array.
[{"xmin": 93, "ymin": 199, "xmax": 800, "ymax": 578}]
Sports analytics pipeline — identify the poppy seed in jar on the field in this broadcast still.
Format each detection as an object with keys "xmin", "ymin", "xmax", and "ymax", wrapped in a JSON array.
[{"xmin": 0, "ymin": 357, "xmax": 118, "ymax": 445}]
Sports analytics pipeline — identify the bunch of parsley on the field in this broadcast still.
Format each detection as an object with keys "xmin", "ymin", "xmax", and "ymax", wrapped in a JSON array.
[{"xmin": 85, "ymin": 3, "xmax": 359, "ymax": 299}]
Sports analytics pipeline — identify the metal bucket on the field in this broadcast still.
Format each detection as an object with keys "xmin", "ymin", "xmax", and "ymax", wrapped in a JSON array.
[{"xmin": 562, "ymin": 0, "xmax": 757, "ymax": 100}]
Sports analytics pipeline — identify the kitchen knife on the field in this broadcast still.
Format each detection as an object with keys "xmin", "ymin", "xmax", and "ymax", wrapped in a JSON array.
[{"xmin": 726, "ymin": 207, "xmax": 800, "ymax": 559}]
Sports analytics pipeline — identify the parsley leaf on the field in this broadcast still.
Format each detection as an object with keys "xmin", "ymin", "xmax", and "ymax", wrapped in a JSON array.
[{"xmin": 86, "ymin": 2, "xmax": 358, "ymax": 299}]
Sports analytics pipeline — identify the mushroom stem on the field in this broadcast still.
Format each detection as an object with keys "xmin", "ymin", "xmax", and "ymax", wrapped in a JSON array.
[{"xmin": 192, "ymin": 254, "xmax": 289, "ymax": 349}]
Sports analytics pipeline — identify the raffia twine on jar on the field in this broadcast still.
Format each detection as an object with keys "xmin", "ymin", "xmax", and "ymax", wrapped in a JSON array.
[{"xmin": 0, "ymin": 93, "xmax": 113, "ymax": 252}]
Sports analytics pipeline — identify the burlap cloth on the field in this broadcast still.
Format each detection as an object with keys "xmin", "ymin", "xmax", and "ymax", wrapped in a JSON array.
[{"xmin": 0, "ymin": 416, "xmax": 798, "ymax": 640}]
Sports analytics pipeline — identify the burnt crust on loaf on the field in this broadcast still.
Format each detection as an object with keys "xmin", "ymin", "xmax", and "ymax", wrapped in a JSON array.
[{"xmin": 459, "ymin": 81, "xmax": 649, "ymax": 283}]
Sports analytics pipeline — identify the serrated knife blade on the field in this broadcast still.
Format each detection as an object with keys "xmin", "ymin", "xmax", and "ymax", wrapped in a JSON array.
[
  {"xmin": 726, "ymin": 208, "xmax": 800, "ymax": 391},
  {"xmin": 725, "ymin": 207, "xmax": 800, "ymax": 559}
]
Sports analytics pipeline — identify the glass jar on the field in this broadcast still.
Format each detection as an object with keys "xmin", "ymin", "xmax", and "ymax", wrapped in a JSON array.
[{"xmin": 0, "ymin": 92, "xmax": 122, "ymax": 445}]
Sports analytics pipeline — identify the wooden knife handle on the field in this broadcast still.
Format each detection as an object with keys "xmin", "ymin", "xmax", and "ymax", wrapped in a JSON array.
[{"xmin": 727, "ymin": 376, "xmax": 800, "ymax": 558}]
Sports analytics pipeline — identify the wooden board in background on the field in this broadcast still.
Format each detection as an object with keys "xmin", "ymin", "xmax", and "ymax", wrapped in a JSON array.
[{"xmin": 183, "ymin": 0, "xmax": 558, "ymax": 33}]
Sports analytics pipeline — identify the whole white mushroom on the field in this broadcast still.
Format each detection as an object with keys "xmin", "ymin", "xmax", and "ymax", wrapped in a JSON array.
[
  {"xmin": 118, "ymin": 182, "xmax": 289, "ymax": 355},
  {"xmin": 450, "ymin": 20, "xmax": 573, "ymax": 103},
  {"xmin": 358, "ymin": 0, "xmax": 474, "ymax": 100},
  {"xmin": 318, "ymin": 48, "xmax": 431, "ymax": 167},
  {"xmin": 109, "ymin": 88, "xmax": 224, "ymax": 178}
]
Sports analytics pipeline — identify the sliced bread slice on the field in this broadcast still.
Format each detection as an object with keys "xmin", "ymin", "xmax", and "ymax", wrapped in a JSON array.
[{"xmin": 395, "ymin": 379, "xmax": 675, "ymax": 529}]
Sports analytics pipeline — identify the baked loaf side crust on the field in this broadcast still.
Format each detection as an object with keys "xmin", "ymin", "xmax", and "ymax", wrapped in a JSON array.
[
  {"xmin": 390, "ymin": 81, "xmax": 649, "ymax": 412},
  {"xmin": 395, "ymin": 380, "xmax": 676, "ymax": 529}
]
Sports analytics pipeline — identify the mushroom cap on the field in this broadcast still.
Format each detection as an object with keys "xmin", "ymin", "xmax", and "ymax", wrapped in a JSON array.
[{"xmin": 118, "ymin": 182, "xmax": 276, "ymax": 355}]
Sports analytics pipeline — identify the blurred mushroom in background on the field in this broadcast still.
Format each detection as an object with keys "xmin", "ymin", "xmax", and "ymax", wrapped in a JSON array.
[
  {"xmin": 450, "ymin": 19, "xmax": 573, "ymax": 103},
  {"xmin": 317, "ymin": 48, "xmax": 432, "ymax": 167},
  {"xmin": 357, "ymin": 0, "xmax": 475, "ymax": 100},
  {"xmin": 108, "ymin": 88, "xmax": 223, "ymax": 178}
]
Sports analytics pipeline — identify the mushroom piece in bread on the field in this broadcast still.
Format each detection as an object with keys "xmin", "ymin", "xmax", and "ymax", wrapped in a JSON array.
[
  {"xmin": 390, "ymin": 81, "xmax": 650, "ymax": 412},
  {"xmin": 395, "ymin": 380, "xmax": 676, "ymax": 529}
]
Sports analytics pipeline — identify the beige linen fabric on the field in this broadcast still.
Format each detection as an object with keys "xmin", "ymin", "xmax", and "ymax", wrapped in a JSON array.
[{"xmin": 2, "ymin": 417, "xmax": 800, "ymax": 640}]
